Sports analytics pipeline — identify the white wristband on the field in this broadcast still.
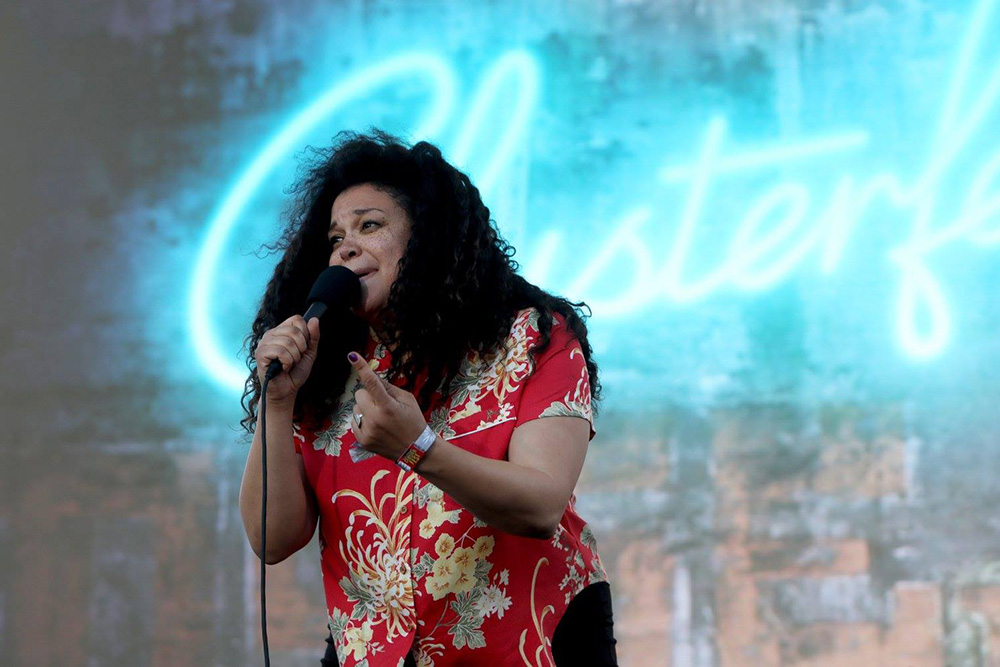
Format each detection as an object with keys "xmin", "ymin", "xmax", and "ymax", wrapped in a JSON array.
[{"xmin": 396, "ymin": 425, "xmax": 436, "ymax": 471}]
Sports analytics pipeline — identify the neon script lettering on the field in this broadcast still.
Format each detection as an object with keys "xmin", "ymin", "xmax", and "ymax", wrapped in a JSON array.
[
  {"xmin": 545, "ymin": 0, "xmax": 1000, "ymax": 360},
  {"xmin": 195, "ymin": 1, "xmax": 1000, "ymax": 391}
]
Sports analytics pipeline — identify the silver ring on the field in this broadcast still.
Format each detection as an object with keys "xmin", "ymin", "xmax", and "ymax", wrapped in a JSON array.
[{"xmin": 353, "ymin": 412, "xmax": 364, "ymax": 429}]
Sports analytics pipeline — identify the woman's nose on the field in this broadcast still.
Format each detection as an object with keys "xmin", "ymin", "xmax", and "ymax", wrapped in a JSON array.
[{"xmin": 331, "ymin": 238, "xmax": 360, "ymax": 265}]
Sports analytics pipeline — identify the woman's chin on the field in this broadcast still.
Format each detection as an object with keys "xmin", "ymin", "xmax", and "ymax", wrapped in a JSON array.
[{"xmin": 351, "ymin": 301, "xmax": 381, "ymax": 325}]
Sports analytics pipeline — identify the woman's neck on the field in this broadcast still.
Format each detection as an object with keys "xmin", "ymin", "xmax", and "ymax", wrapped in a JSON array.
[{"xmin": 366, "ymin": 315, "xmax": 399, "ymax": 353}]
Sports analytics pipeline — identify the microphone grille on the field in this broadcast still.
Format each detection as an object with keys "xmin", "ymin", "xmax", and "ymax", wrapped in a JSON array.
[{"xmin": 307, "ymin": 265, "xmax": 361, "ymax": 311}]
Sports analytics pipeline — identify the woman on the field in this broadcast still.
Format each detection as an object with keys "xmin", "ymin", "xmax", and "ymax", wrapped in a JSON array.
[{"xmin": 239, "ymin": 130, "xmax": 617, "ymax": 666}]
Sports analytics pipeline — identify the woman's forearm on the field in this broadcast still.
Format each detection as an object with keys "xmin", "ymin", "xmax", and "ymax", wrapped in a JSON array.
[
  {"xmin": 239, "ymin": 398, "xmax": 317, "ymax": 563},
  {"xmin": 415, "ymin": 436, "xmax": 565, "ymax": 539}
]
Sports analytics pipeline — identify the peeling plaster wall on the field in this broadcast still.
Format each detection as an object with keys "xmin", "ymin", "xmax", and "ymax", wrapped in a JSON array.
[{"xmin": 4, "ymin": 1, "xmax": 1000, "ymax": 664}]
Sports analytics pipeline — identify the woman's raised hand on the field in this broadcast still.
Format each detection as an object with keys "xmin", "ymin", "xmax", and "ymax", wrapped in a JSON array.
[
  {"xmin": 348, "ymin": 351, "xmax": 428, "ymax": 459},
  {"xmin": 255, "ymin": 315, "xmax": 321, "ymax": 404}
]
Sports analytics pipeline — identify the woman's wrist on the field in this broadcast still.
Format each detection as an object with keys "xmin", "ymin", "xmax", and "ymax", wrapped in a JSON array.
[
  {"xmin": 413, "ymin": 434, "xmax": 450, "ymax": 477},
  {"xmin": 395, "ymin": 425, "xmax": 437, "ymax": 471},
  {"xmin": 263, "ymin": 393, "xmax": 297, "ymax": 412}
]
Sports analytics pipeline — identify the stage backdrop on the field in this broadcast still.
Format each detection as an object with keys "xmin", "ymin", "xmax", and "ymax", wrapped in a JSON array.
[{"xmin": 5, "ymin": 0, "xmax": 1000, "ymax": 664}]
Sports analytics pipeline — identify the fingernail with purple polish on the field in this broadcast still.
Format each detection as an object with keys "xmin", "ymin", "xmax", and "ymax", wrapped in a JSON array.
[{"xmin": 348, "ymin": 352, "xmax": 359, "ymax": 362}]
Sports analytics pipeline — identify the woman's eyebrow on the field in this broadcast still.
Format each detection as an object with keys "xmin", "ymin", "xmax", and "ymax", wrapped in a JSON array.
[{"xmin": 328, "ymin": 208, "xmax": 385, "ymax": 233}]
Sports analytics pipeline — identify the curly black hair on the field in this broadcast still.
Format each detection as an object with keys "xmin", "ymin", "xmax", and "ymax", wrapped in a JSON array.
[{"xmin": 239, "ymin": 129, "xmax": 601, "ymax": 437}]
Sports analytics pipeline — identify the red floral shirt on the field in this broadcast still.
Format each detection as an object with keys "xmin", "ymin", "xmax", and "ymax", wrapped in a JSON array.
[{"xmin": 293, "ymin": 308, "xmax": 607, "ymax": 666}]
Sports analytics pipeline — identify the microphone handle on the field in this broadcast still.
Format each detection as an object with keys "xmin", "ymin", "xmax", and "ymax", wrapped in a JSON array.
[{"xmin": 264, "ymin": 302, "xmax": 329, "ymax": 380}]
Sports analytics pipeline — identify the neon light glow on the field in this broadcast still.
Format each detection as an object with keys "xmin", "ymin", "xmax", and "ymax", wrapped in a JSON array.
[
  {"xmin": 194, "ymin": 0, "xmax": 1000, "ymax": 392},
  {"xmin": 450, "ymin": 50, "xmax": 540, "ymax": 197},
  {"xmin": 189, "ymin": 54, "xmax": 458, "ymax": 389}
]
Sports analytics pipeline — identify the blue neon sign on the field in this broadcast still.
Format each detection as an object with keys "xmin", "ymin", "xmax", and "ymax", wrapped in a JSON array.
[{"xmin": 192, "ymin": 0, "xmax": 1000, "ymax": 392}]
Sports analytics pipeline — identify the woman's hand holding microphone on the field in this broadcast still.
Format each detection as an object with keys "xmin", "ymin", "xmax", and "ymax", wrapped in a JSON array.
[
  {"xmin": 255, "ymin": 315, "xmax": 321, "ymax": 405},
  {"xmin": 240, "ymin": 314, "xmax": 322, "ymax": 567}
]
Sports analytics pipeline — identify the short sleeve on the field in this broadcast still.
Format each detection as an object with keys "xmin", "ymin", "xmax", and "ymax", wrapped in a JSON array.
[{"xmin": 514, "ymin": 315, "xmax": 596, "ymax": 440}]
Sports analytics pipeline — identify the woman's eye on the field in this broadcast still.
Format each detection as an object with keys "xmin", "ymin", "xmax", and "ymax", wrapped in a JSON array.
[{"xmin": 329, "ymin": 221, "xmax": 377, "ymax": 246}]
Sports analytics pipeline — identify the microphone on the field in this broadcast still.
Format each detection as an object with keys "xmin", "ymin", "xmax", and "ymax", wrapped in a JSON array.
[{"xmin": 264, "ymin": 265, "xmax": 361, "ymax": 380}]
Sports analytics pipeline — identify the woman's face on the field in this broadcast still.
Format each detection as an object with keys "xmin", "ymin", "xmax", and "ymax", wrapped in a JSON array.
[{"xmin": 328, "ymin": 183, "xmax": 413, "ymax": 323}]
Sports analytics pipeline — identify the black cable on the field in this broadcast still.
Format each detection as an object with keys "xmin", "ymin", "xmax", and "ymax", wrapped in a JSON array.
[{"xmin": 259, "ymin": 374, "xmax": 272, "ymax": 667}]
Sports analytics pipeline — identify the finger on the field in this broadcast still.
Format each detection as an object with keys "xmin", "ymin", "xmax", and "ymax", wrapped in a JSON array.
[
  {"xmin": 348, "ymin": 352, "xmax": 393, "ymax": 406},
  {"xmin": 271, "ymin": 334, "xmax": 304, "ymax": 364},
  {"xmin": 351, "ymin": 389, "xmax": 372, "ymax": 445},
  {"xmin": 306, "ymin": 317, "xmax": 320, "ymax": 351},
  {"xmin": 350, "ymin": 416, "xmax": 368, "ymax": 449},
  {"xmin": 263, "ymin": 326, "xmax": 305, "ymax": 356},
  {"xmin": 276, "ymin": 330, "xmax": 307, "ymax": 356},
  {"xmin": 260, "ymin": 344, "xmax": 295, "ymax": 372},
  {"xmin": 278, "ymin": 316, "xmax": 309, "ymax": 349},
  {"xmin": 353, "ymin": 387, "xmax": 374, "ymax": 416},
  {"xmin": 288, "ymin": 317, "xmax": 310, "ymax": 348}
]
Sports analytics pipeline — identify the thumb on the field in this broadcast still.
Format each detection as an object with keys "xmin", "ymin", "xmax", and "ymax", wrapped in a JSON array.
[{"xmin": 306, "ymin": 317, "xmax": 321, "ymax": 352}]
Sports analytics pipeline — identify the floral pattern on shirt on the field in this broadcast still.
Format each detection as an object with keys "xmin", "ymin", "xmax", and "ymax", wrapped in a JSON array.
[
  {"xmin": 537, "ymin": 348, "xmax": 593, "ymax": 426},
  {"xmin": 328, "ymin": 468, "xmax": 418, "ymax": 663},
  {"xmin": 445, "ymin": 308, "xmax": 539, "ymax": 425},
  {"xmin": 406, "ymin": 485, "xmax": 516, "ymax": 660},
  {"xmin": 312, "ymin": 376, "xmax": 362, "ymax": 457},
  {"xmin": 295, "ymin": 308, "xmax": 607, "ymax": 666}
]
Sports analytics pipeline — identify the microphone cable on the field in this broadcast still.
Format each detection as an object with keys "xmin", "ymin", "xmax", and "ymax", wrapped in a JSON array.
[
  {"xmin": 259, "ymin": 370, "xmax": 274, "ymax": 667},
  {"xmin": 258, "ymin": 355, "xmax": 294, "ymax": 666},
  {"xmin": 251, "ymin": 265, "xmax": 360, "ymax": 666}
]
